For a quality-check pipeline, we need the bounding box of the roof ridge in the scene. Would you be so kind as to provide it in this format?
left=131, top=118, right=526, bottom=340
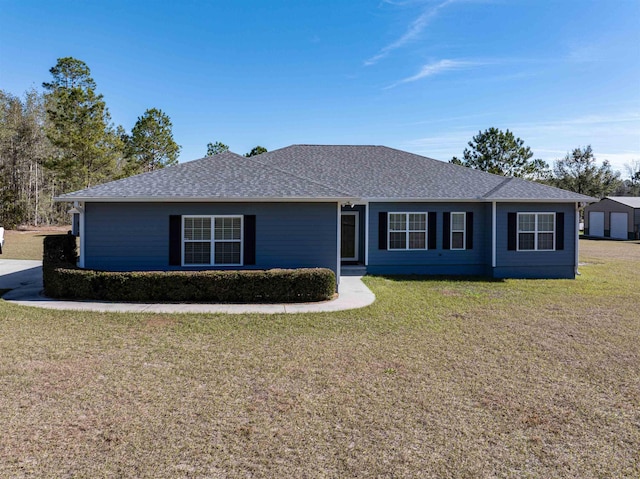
left=244, top=154, right=356, bottom=198
left=481, top=176, right=514, bottom=198
left=288, top=144, right=381, bottom=147
left=375, top=145, right=441, bottom=163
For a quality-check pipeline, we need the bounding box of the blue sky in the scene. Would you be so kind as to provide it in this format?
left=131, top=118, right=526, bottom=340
left=1, top=0, right=639, bottom=176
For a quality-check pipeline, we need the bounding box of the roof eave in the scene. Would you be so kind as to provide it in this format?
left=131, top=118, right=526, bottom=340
left=363, top=197, right=594, bottom=203
left=54, top=195, right=358, bottom=203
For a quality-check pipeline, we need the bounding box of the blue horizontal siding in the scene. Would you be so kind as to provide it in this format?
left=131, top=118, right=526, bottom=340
left=367, top=264, right=489, bottom=276
left=368, top=201, right=577, bottom=279
left=492, top=265, right=575, bottom=279
left=83, top=200, right=579, bottom=280
left=84, top=202, right=338, bottom=274
left=368, top=202, right=491, bottom=275
left=494, top=202, right=576, bottom=279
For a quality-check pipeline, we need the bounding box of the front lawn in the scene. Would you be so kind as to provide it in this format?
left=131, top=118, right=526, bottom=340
left=1, top=227, right=69, bottom=260
left=0, top=240, right=638, bottom=477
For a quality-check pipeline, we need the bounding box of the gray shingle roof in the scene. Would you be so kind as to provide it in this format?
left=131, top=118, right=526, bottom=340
left=57, top=145, right=595, bottom=203
left=256, top=145, right=595, bottom=202
left=57, top=151, right=355, bottom=201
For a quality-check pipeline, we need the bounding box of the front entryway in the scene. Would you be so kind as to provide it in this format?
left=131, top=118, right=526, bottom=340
left=341, top=211, right=359, bottom=261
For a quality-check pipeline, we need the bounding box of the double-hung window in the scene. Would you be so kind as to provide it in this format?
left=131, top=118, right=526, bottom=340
left=517, top=213, right=555, bottom=251
left=450, top=212, right=466, bottom=250
left=183, top=215, right=243, bottom=265
left=388, top=213, right=427, bottom=250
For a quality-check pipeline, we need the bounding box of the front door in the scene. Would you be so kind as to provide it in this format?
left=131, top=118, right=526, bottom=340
left=341, top=212, right=358, bottom=261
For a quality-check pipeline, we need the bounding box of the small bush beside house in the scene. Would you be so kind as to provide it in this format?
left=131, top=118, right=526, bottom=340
left=43, top=235, right=335, bottom=303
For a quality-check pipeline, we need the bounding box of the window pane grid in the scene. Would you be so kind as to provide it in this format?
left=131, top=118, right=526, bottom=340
left=408, top=232, right=425, bottom=249
left=451, top=213, right=465, bottom=231
left=518, top=214, right=535, bottom=232
left=517, top=213, right=555, bottom=251
left=184, top=242, right=211, bottom=265
left=214, top=242, right=240, bottom=265
left=409, top=213, right=425, bottom=231
left=389, top=232, right=406, bottom=249
left=388, top=213, right=427, bottom=250
left=538, top=214, right=554, bottom=232
left=184, top=216, right=242, bottom=265
left=389, top=214, right=406, bottom=231
left=214, top=217, right=241, bottom=240
left=184, top=217, right=211, bottom=241
left=450, top=212, right=466, bottom=250
left=452, top=231, right=464, bottom=249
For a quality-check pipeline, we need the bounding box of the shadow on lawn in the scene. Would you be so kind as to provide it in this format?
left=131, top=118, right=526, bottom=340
left=370, top=274, right=506, bottom=283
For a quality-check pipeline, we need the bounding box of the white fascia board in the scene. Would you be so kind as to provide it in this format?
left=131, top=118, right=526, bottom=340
left=364, top=197, right=587, bottom=203
left=486, top=198, right=595, bottom=203
left=53, top=196, right=359, bottom=203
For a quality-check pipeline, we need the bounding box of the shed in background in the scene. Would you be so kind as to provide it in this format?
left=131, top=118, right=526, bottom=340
left=584, top=197, right=640, bottom=240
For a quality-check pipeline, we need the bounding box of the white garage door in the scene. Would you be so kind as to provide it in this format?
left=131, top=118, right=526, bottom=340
left=610, top=212, right=628, bottom=240
left=589, top=211, right=604, bottom=237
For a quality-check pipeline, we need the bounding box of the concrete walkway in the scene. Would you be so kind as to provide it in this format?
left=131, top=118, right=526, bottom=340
left=0, top=260, right=375, bottom=314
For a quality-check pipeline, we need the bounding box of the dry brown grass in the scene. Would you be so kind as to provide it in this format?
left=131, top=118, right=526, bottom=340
left=1, top=227, right=69, bottom=260
left=0, top=239, right=638, bottom=478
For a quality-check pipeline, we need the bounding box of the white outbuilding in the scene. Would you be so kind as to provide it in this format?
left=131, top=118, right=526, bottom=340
left=584, top=196, right=640, bottom=240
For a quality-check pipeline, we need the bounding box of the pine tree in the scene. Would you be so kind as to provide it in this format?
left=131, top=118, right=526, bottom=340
left=551, top=146, right=621, bottom=198
left=206, top=141, right=229, bottom=156
left=450, top=127, right=549, bottom=179
left=43, top=57, right=120, bottom=191
left=124, top=108, right=181, bottom=174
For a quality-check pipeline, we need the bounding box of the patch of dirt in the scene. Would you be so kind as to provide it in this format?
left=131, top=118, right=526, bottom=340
left=144, top=316, right=179, bottom=329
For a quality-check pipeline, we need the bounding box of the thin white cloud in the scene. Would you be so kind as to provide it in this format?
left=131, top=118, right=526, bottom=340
left=403, top=113, right=640, bottom=173
left=365, top=0, right=455, bottom=66
left=385, top=59, right=485, bottom=88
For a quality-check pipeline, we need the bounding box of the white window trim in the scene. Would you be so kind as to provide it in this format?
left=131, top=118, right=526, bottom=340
left=388, top=212, right=428, bottom=250
left=516, top=212, right=556, bottom=252
left=182, top=215, right=244, bottom=266
left=450, top=212, right=466, bottom=251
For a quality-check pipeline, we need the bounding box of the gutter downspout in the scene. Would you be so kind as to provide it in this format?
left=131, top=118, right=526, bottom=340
left=336, top=202, right=341, bottom=291
left=364, top=201, right=369, bottom=266
left=75, top=201, right=85, bottom=268
left=491, top=201, right=497, bottom=272
left=575, top=202, right=580, bottom=276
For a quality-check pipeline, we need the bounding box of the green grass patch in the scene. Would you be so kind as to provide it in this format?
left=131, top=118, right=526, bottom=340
left=0, top=239, right=638, bottom=477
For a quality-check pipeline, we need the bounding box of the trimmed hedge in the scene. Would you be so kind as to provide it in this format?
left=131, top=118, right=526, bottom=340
left=42, top=234, right=78, bottom=292
left=43, top=235, right=336, bottom=303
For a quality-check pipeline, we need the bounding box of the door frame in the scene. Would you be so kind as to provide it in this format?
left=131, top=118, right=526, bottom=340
left=341, top=211, right=359, bottom=262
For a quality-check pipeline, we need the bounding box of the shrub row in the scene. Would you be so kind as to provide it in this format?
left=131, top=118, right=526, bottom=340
left=43, top=235, right=336, bottom=303
left=42, top=234, right=78, bottom=292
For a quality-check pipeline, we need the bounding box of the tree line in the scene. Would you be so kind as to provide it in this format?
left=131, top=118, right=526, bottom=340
left=0, top=57, right=266, bottom=227
left=2, top=58, right=637, bottom=228
left=450, top=127, right=640, bottom=198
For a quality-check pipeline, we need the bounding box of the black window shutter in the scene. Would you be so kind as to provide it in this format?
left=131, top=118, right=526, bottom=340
left=378, top=212, right=388, bottom=250
left=507, top=212, right=517, bottom=251
left=244, top=215, right=256, bottom=265
left=466, top=212, right=474, bottom=250
left=442, top=212, right=451, bottom=250
left=428, top=212, right=437, bottom=249
left=556, top=212, right=564, bottom=250
left=169, top=215, right=182, bottom=265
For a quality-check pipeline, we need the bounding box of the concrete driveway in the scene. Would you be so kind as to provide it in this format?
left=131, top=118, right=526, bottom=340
left=0, top=259, right=43, bottom=293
